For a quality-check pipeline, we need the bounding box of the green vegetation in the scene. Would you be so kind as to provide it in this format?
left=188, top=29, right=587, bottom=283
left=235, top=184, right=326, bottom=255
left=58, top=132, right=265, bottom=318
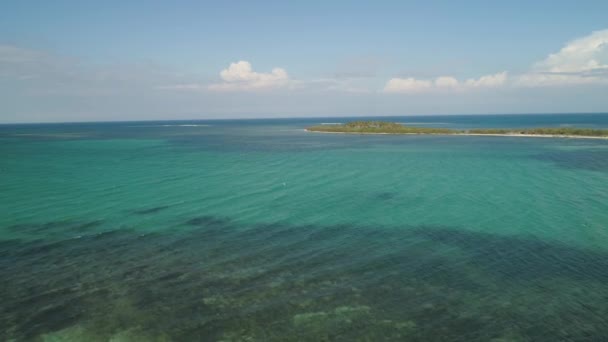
left=306, top=121, right=608, bottom=137
left=306, top=121, right=457, bottom=134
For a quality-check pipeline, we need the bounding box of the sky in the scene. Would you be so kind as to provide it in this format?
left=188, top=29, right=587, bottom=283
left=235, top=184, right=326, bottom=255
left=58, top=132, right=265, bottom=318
left=1, top=1, right=608, bottom=123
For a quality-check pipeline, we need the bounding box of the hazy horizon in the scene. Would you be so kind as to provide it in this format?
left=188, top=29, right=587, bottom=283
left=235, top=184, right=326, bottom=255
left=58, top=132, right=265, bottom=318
left=3, top=112, right=608, bottom=125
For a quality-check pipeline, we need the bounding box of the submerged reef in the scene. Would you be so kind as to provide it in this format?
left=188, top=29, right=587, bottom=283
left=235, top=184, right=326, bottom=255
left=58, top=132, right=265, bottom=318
left=131, top=206, right=170, bottom=215
left=3, top=217, right=608, bottom=341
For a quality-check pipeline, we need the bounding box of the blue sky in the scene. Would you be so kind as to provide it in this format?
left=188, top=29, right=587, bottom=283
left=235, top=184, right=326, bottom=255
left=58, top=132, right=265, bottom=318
left=1, top=0, right=608, bottom=123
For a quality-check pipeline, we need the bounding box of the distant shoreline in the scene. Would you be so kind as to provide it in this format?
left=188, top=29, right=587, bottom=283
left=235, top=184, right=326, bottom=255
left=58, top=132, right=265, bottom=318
left=305, top=129, right=608, bottom=139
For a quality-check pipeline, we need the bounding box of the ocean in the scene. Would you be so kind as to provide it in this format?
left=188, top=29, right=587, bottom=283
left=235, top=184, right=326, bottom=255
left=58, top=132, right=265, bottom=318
left=2, top=113, right=608, bottom=341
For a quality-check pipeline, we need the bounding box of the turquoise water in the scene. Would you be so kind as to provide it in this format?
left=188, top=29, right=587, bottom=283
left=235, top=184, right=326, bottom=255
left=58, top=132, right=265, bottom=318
left=2, top=114, right=608, bottom=341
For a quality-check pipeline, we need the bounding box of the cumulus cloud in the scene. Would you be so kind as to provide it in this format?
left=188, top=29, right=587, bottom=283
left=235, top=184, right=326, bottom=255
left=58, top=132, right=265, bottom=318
left=464, top=72, right=508, bottom=87
left=383, top=72, right=507, bottom=93
left=516, top=29, right=608, bottom=86
left=383, top=77, right=433, bottom=93
left=208, top=61, right=290, bottom=91
left=434, top=76, right=459, bottom=88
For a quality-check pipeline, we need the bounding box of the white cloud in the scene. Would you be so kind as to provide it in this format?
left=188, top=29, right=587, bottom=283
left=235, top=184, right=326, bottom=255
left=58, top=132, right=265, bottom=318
left=465, top=72, right=508, bottom=88
left=383, top=72, right=507, bottom=93
left=383, top=77, right=433, bottom=93
left=538, top=29, right=608, bottom=73
left=516, top=29, right=608, bottom=86
left=162, top=62, right=374, bottom=94
left=299, top=78, right=372, bottom=93
left=208, top=61, right=290, bottom=91
left=435, top=76, right=459, bottom=88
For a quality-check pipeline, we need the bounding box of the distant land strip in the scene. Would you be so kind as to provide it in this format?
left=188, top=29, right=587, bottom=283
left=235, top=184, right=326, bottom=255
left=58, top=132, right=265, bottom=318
left=306, top=121, right=608, bottom=139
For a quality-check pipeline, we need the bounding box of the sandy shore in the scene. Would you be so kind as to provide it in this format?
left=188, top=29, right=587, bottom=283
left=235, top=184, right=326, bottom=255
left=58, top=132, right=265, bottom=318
left=457, top=133, right=608, bottom=139
left=305, top=129, right=608, bottom=140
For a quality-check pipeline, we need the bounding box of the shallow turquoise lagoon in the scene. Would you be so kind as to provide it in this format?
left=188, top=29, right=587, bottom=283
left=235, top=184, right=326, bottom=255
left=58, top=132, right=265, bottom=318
left=2, top=114, right=608, bottom=341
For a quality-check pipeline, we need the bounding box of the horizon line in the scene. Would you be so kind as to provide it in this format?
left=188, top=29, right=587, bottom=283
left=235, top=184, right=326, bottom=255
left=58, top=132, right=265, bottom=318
left=2, top=111, right=608, bottom=126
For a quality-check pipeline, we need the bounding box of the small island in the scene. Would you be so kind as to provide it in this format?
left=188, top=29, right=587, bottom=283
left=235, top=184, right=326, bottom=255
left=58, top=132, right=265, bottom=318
left=306, top=121, right=608, bottom=139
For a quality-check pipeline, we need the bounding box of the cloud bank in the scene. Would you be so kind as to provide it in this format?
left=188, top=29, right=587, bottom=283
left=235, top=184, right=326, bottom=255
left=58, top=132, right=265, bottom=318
left=172, top=29, right=607, bottom=95
left=383, top=72, right=508, bottom=93
left=383, top=29, right=608, bottom=93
